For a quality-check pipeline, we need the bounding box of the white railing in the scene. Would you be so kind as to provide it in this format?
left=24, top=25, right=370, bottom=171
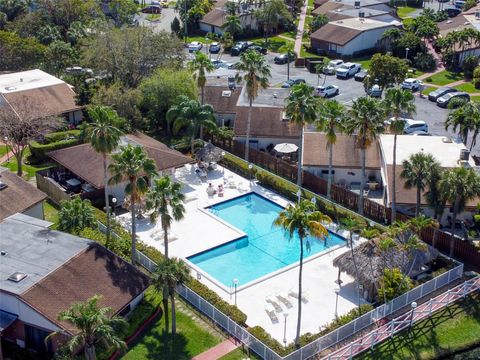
left=323, top=276, right=480, bottom=360
left=134, top=250, right=465, bottom=360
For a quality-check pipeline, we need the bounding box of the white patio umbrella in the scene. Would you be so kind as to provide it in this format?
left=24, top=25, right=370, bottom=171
left=274, top=143, right=298, bottom=154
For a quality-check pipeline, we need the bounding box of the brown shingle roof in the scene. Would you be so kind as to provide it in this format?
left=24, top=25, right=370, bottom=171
left=48, top=132, right=194, bottom=189
left=203, top=86, right=242, bottom=113
left=312, top=2, right=347, bottom=16
left=200, top=8, right=227, bottom=27
left=234, top=106, right=299, bottom=139
left=21, top=243, right=150, bottom=334
left=438, top=15, right=472, bottom=34
left=1, top=84, right=82, bottom=119
left=303, top=132, right=381, bottom=169
left=310, top=23, right=363, bottom=45
left=0, top=168, right=47, bottom=221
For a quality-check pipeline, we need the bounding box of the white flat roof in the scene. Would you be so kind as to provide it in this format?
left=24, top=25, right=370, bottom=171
left=0, top=69, right=64, bottom=94
left=379, top=135, right=475, bottom=168
left=333, top=17, right=399, bottom=30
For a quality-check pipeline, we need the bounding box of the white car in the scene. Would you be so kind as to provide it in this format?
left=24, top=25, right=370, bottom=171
left=401, top=78, right=423, bottom=91
left=384, top=117, right=428, bottom=134
left=188, top=41, right=203, bottom=52
left=324, top=59, right=344, bottom=75
left=315, top=84, right=339, bottom=98
left=336, top=63, right=362, bottom=78
left=211, top=59, right=235, bottom=69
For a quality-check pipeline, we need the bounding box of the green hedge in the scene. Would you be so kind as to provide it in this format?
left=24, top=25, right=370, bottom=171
left=29, top=130, right=82, bottom=161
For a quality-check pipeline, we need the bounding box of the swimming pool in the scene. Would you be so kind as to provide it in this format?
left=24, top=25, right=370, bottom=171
left=188, top=193, right=345, bottom=287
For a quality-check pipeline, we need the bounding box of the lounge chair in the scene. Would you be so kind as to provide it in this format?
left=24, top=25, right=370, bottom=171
left=288, top=288, right=309, bottom=303
left=276, top=293, right=293, bottom=308
left=265, top=304, right=279, bottom=323
left=184, top=192, right=199, bottom=203
left=266, top=295, right=283, bottom=312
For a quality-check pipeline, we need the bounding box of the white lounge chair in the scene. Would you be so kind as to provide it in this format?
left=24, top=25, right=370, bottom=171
left=266, top=295, right=283, bottom=312
left=288, top=288, right=309, bottom=303
left=276, top=292, right=293, bottom=308
left=265, top=304, right=279, bottom=323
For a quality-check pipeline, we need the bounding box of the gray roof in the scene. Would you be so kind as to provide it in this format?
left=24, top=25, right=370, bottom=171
left=237, top=87, right=291, bottom=108
left=0, top=213, right=92, bottom=295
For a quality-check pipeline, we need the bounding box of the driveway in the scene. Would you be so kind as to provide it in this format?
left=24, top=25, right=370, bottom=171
left=135, top=7, right=177, bottom=33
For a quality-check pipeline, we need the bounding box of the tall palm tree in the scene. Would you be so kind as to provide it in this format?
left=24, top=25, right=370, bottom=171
left=50, top=295, right=127, bottom=360
left=222, top=15, right=243, bottom=38
left=188, top=52, right=215, bottom=105
left=146, top=176, right=185, bottom=259
left=438, top=167, right=480, bottom=256
left=285, top=83, right=320, bottom=186
left=316, top=100, right=346, bottom=198
left=383, top=88, right=416, bottom=222
left=445, top=102, right=480, bottom=146
left=167, top=95, right=217, bottom=154
left=273, top=200, right=330, bottom=347
left=424, top=163, right=444, bottom=221
left=108, top=145, right=157, bottom=262
left=346, top=97, right=386, bottom=215
left=153, top=257, right=190, bottom=336
left=88, top=106, right=123, bottom=249
left=235, top=50, right=271, bottom=161
left=400, top=152, right=439, bottom=217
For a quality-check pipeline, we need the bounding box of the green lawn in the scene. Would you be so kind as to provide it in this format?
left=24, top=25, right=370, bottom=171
left=300, top=44, right=322, bottom=58
left=2, top=148, right=55, bottom=180
left=44, top=201, right=59, bottom=223
left=252, top=36, right=294, bottom=53
left=455, top=82, right=479, bottom=94
left=308, top=0, right=314, bottom=7
left=219, top=348, right=261, bottom=360
left=121, top=296, right=222, bottom=360
left=185, top=36, right=212, bottom=44
left=355, top=293, right=480, bottom=360
left=425, top=70, right=465, bottom=86
left=421, top=86, right=437, bottom=95
left=0, top=145, right=7, bottom=158
left=397, top=6, right=417, bottom=19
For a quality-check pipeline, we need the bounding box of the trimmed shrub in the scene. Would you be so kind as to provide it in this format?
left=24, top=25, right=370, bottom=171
left=462, top=55, right=479, bottom=79
left=29, top=130, right=81, bottom=161
left=473, top=66, right=480, bottom=88
left=414, top=52, right=436, bottom=72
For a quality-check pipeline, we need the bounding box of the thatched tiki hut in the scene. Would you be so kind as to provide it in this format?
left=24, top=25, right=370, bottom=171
left=332, top=237, right=438, bottom=302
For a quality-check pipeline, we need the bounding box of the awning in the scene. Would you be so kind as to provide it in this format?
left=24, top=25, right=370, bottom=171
left=0, top=310, right=18, bottom=332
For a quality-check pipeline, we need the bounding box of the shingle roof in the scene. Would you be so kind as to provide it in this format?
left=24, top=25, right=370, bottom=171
left=0, top=167, right=47, bottom=221
left=312, top=2, right=346, bottom=16
left=234, top=106, right=299, bottom=139
left=310, top=22, right=363, bottom=45
left=303, top=132, right=381, bottom=169
left=203, top=86, right=242, bottom=113
left=200, top=8, right=227, bottom=27
left=48, top=132, right=194, bottom=189
left=21, top=243, right=150, bottom=334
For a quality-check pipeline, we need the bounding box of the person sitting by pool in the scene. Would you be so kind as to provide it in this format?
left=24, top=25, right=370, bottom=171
left=217, top=184, right=224, bottom=197
left=306, top=239, right=311, bottom=254
left=206, top=183, right=216, bottom=196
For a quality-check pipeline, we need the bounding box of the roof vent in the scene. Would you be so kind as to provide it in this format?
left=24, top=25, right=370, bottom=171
left=0, top=180, right=7, bottom=191
left=20, top=78, right=23, bottom=82
left=442, top=137, right=453, bottom=143
left=476, top=11, right=480, bottom=18
left=221, top=90, right=232, bottom=97
left=446, top=20, right=452, bottom=23
left=464, top=21, right=470, bottom=25
left=1, top=250, right=7, bottom=256
left=282, top=111, right=290, bottom=121
left=8, top=272, right=27, bottom=283
left=4, top=86, right=16, bottom=91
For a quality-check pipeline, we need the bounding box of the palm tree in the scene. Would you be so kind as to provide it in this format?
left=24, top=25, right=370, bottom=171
left=273, top=200, right=330, bottom=347
left=153, top=257, right=190, bottom=336
left=51, top=295, right=127, bottom=360
left=188, top=52, right=215, bottom=105
left=285, top=83, right=320, bottom=186
left=146, top=176, right=185, bottom=259
left=108, top=145, right=157, bottom=262
left=88, top=106, right=123, bottom=249
left=167, top=95, right=217, bottom=154
left=424, top=163, right=444, bottom=221
left=438, top=167, right=480, bottom=256
left=316, top=100, right=346, bottom=198
left=235, top=50, right=271, bottom=161
left=58, top=197, right=96, bottom=233
left=400, top=152, right=439, bottom=217
left=445, top=102, right=480, bottom=146
left=384, top=88, right=416, bottom=222
left=346, top=97, right=386, bottom=215
left=223, top=15, right=242, bottom=38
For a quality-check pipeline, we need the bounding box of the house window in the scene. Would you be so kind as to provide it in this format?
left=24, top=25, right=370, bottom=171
left=321, top=170, right=335, bottom=175
left=118, top=304, right=131, bottom=317
left=24, top=324, right=53, bottom=355
left=329, top=43, right=337, bottom=52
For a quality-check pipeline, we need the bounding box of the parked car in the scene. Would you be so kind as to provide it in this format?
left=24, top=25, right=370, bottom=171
left=160, top=0, right=169, bottom=7
left=211, top=59, right=235, bottom=69
left=209, top=42, right=221, bottom=54
left=336, top=63, right=362, bottom=79
left=444, top=6, right=461, bottom=17
left=274, top=53, right=295, bottom=64
left=324, top=59, right=344, bottom=75
left=188, top=41, right=203, bottom=52
left=281, top=78, right=306, bottom=88
left=141, top=5, right=161, bottom=13
left=404, top=119, right=429, bottom=134
left=410, top=130, right=432, bottom=136
left=454, top=0, right=465, bottom=9
left=428, top=87, right=457, bottom=102
left=355, top=70, right=368, bottom=82
left=401, top=78, right=423, bottom=91
left=368, top=84, right=382, bottom=98
left=230, top=41, right=251, bottom=56
left=436, top=92, right=470, bottom=108
left=247, top=44, right=267, bottom=55
left=315, top=84, right=339, bottom=98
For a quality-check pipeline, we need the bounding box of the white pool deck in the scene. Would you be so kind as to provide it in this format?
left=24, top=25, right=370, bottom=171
left=118, top=164, right=367, bottom=344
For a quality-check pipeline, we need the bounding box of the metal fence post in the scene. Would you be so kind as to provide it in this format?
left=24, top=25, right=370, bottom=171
left=429, top=298, right=433, bottom=315
left=390, top=320, right=395, bottom=338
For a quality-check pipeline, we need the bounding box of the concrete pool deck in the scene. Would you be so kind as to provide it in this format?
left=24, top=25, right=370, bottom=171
left=118, top=164, right=368, bottom=344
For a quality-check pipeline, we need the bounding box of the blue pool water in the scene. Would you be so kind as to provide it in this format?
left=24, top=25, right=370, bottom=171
left=188, top=193, right=345, bottom=287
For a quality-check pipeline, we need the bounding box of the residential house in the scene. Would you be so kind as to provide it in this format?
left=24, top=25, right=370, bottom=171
left=0, top=167, right=47, bottom=221
left=310, top=17, right=399, bottom=57
left=0, top=213, right=150, bottom=357
left=313, top=0, right=391, bottom=12
left=203, top=84, right=242, bottom=127
left=0, top=69, right=83, bottom=125
left=312, top=0, right=398, bottom=23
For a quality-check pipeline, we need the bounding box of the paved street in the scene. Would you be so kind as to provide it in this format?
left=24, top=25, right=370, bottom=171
left=135, top=7, right=177, bottom=33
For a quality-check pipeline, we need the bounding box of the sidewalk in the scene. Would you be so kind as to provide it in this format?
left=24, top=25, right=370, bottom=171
left=191, top=338, right=239, bottom=360
left=294, top=0, right=308, bottom=55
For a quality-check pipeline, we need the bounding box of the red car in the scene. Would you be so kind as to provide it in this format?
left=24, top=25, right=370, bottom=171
left=141, top=5, right=161, bottom=13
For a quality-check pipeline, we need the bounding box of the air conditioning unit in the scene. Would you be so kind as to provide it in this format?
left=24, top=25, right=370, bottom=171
left=221, top=90, right=232, bottom=97
left=460, top=149, right=470, bottom=161
left=359, top=11, right=365, bottom=18
left=354, top=1, right=360, bottom=8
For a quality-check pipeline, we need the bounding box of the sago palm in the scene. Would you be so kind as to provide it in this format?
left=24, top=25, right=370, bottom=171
left=316, top=100, right=346, bottom=198
left=88, top=105, right=123, bottom=249
left=188, top=51, right=215, bottom=105
left=235, top=50, right=271, bottom=161
left=383, top=88, right=416, bottom=222
left=273, top=200, right=330, bottom=347
left=108, top=145, right=157, bottom=263
left=285, top=82, right=320, bottom=186
left=346, top=97, right=386, bottom=215
left=167, top=95, right=216, bottom=155
left=58, top=197, right=96, bottom=233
